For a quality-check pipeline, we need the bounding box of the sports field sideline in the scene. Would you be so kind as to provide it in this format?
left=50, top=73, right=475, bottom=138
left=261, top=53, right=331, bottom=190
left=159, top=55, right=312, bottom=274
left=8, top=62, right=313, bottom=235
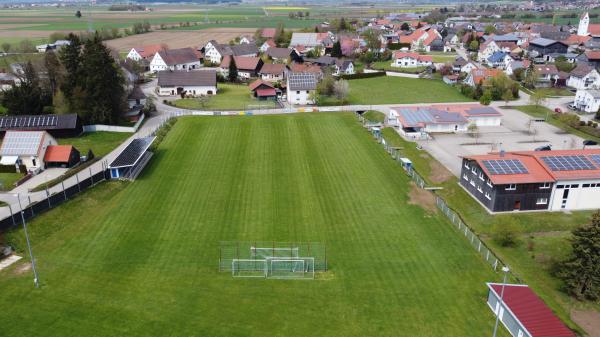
left=0, top=113, right=506, bottom=336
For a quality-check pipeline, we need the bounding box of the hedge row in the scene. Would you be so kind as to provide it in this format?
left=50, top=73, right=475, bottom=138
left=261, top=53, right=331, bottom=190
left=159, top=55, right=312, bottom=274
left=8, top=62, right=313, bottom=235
left=340, top=72, right=386, bottom=80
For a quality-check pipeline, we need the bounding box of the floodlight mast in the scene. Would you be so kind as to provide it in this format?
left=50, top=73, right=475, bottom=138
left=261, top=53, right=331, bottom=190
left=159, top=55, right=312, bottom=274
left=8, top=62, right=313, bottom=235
left=15, top=193, right=40, bottom=288
left=492, top=266, right=510, bottom=337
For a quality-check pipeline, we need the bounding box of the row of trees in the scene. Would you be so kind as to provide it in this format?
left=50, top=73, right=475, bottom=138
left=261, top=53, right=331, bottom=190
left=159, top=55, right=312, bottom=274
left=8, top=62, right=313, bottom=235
left=1, top=33, right=126, bottom=124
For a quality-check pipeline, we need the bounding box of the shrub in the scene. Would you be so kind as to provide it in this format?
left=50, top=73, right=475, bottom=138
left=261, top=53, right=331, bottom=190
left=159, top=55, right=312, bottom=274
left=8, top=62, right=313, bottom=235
left=492, top=222, right=521, bottom=247
left=340, top=72, right=385, bottom=80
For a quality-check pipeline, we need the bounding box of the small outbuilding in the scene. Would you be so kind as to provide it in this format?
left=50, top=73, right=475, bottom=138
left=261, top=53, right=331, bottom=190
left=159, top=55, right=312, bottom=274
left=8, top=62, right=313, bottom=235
left=108, top=137, right=156, bottom=180
left=486, top=283, right=576, bottom=337
left=0, top=114, right=83, bottom=138
left=249, top=79, right=279, bottom=100
left=44, top=145, right=80, bottom=168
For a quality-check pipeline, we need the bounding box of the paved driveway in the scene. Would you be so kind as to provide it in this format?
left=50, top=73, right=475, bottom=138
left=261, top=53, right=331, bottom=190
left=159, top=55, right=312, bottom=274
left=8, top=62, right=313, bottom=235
left=417, top=105, right=598, bottom=176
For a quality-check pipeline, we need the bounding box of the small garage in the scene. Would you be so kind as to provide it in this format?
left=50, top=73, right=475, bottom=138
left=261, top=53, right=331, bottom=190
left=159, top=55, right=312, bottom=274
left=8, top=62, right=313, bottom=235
left=44, top=145, right=80, bottom=168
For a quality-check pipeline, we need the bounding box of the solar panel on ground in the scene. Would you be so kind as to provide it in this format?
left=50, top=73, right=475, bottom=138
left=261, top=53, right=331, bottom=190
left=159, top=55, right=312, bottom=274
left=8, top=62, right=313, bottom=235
left=482, top=159, right=528, bottom=175
left=109, top=137, right=155, bottom=168
left=540, top=155, right=596, bottom=171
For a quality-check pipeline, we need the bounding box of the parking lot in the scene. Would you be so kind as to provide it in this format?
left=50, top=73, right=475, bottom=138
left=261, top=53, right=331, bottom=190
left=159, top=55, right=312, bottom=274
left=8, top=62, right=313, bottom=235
left=416, top=105, right=599, bottom=176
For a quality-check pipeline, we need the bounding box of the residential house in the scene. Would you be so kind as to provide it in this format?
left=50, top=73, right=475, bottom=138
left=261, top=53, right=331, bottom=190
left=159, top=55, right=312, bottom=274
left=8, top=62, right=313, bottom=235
left=574, top=89, right=600, bottom=113
left=391, top=52, right=432, bottom=68
left=249, top=79, right=279, bottom=100
left=203, top=41, right=259, bottom=64
left=289, top=63, right=323, bottom=79
left=267, top=47, right=301, bottom=63
left=259, top=39, right=276, bottom=53
left=486, top=51, right=512, bottom=69
left=156, top=70, right=217, bottom=97
left=410, top=29, right=443, bottom=52
left=258, top=63, right=287, bottom=82
left=461, top=149, right=600, bottom=212
left=286, top=72, right=318, bottom=105
left=219, top=56, right=263, bottom=80
left=149, top=48, right=201, bottom=72
left=532, top=64, right=560, bottom=87
left=261, top=28, right=276, bottom=39
left=478, top=40, right=501, bottom=61
left=127, top=44, right=165, bottom=62
left=0, top=71, right=19, bottom=91
left=334, top=60, right=355, bottom=76
left=452, top=57, right=468, bottom=73
left=567, top=64, right=600, bottom=90
left=578, top=50, right=600, bottom=68
left=465, top=68, right=502, bottom=87
left=528, top=38, right=568, bottom=57
left=0, top=130, right=57, bottom=172
left=289, top=33, right=324, bottom=53
left=460, top=61, right=479, bottom=74
left=239, top=36, right=254, bottom=45
left=504, top=59, right=530, bottom=77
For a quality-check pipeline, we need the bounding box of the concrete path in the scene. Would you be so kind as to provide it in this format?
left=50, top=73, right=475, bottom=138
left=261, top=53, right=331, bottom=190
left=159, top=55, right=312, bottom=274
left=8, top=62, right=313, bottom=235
left=0, top=255, right=21, bottom=271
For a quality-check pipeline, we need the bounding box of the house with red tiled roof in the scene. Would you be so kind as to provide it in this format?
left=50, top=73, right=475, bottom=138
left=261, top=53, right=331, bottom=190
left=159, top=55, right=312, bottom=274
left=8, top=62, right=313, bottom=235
left=248, top=79, right=279, bottom=100
left=261, top=28, right=276, bottom=39
left=219, top=56, right=263, bottom=80
left=391, top=52, right=432, bottom=68
left=462, top=149, right=600, bottom=212
left=259, top=39, right=276, bottom=53
left=486, top=283, right=576, bottom=337
left=465, top=68, right=502, bottom=87
left=126, top=44, right=167, bottom=62
left=149, top=48, right=201, bottom=72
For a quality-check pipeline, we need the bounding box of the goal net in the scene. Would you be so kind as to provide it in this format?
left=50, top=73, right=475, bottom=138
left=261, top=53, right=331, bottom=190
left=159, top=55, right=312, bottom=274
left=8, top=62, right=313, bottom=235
left=231, top=259, right=267, bottom=278
left=268, top=257, right=314, bottom=279
left=251, top=246, right=299, bottom=259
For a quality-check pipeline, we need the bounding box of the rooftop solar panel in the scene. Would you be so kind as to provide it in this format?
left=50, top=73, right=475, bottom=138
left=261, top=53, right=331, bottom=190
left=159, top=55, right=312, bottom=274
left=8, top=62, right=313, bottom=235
left=589, top=154, right=600, bottom=166
left=0, top=131, right=45, bottom=156
left=482, top=159, right=528, bottom=175
left=540, top=155, right=596, bottom=171
left=109, top=137, right=156, bottom=169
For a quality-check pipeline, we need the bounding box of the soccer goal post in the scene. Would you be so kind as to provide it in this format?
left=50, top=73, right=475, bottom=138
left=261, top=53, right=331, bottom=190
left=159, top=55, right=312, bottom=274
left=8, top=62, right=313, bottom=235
left=231, top=259, right=267, bottom=278
left=250, top=246, right=299, bottom=259
left=268, top=257, right=315, bottom=279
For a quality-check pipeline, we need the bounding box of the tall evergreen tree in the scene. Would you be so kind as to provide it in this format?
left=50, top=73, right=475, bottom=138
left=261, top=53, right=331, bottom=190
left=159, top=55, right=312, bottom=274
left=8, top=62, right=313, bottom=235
left=331, top=40, right=342, bottom=57
left=228, top=56, right=238, bottom=82
left=59, top=33, right=82, bottom=100
left=558, top=211, right=600, bottom=301
left=79, top=33, right=125, bottom=124
left=274, top=22, right=285, bottom=46
left=44, top=50, right=62, bottom=95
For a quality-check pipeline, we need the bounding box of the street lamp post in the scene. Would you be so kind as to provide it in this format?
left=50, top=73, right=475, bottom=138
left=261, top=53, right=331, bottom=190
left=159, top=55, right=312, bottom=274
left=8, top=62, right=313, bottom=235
left=16, top=193, right=39, bottom=288
left=492, top=266, right=510, bottom=337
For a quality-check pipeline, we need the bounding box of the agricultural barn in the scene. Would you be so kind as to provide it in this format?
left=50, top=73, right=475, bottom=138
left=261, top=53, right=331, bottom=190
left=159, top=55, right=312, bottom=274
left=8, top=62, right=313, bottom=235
left=0, top=131, right=57, bottom=172
left=388, top=104, right=502, bottom=138
left=44, top=145, right=80, bottom=168
left=486, top=283, right=575, bottom=337
left=157, top=70, right=217, bottom=97
left=108, top=137, right=156, bottom=180
left=0, top=114, right=83, bottom=138
left=461, top=149, right=600, bottom=212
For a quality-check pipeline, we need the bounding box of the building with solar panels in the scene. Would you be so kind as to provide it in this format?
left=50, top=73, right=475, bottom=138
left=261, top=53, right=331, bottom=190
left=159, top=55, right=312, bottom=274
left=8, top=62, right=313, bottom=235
left=108, top=137, right=156, bottom=180
left=0, top=131, right=57, bottom=172
left=461, top=149, right=600, bottom=212
left=0, top=114, right=83, bottom=138
left=286, top=72, right=318, bottom=105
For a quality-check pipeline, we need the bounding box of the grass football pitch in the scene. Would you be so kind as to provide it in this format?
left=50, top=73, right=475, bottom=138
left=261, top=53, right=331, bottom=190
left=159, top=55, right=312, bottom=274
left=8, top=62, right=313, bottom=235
left=0, top=113, right=504, bottom=336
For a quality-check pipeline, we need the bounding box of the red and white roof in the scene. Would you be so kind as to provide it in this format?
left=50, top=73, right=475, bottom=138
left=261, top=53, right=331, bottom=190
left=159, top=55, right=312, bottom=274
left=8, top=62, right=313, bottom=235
left=487, top=283, right=576, bottom=337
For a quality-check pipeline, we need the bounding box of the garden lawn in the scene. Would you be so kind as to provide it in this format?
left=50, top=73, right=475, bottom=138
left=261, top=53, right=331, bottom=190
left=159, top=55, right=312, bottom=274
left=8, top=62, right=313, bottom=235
left=0, top=113, right=505, bottom=337
left=0, top=172, right=23, bottom=191
left=58, top=131, right=131, bottom=158
left=347, top=76, right=472, bottom=105
left=381, top=127, right=596, bottom=334
left=362, top=110, right=385, bottom=123
left=172, top=83, right=278, bottom=110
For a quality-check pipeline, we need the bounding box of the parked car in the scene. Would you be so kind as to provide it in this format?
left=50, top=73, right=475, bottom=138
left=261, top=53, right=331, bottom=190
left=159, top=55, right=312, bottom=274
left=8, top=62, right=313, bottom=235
left=554, top=107, right=562, bottom=113
left=567, top=102, right=576, bottom=110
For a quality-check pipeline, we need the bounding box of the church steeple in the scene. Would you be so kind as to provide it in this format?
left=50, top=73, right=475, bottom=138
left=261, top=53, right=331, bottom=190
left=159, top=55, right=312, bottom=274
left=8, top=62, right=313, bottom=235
left=578, top=12, right=590, bottom=36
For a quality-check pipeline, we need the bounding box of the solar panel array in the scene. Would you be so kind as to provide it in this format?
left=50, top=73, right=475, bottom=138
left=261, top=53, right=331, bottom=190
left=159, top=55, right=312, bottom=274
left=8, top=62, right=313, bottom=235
left=287, top=73, right=317, bottom=90
left=0, top=115, right=57, bottom=129
left=482, top=159, right=528, bottom=175
left=540, top=155, right=596, bottom=171
left=0, top=131, right=44, bottom=156
left=589, top=154, right=600, bottom=166
left=109, top=137, right=155, bottom=168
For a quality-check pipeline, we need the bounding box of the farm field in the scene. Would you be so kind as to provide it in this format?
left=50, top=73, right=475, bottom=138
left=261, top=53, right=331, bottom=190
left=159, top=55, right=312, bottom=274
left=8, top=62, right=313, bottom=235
left=346, top=76, right=473, bottom=105
left=172, top=83, right=278, bottom=110
left=380, top=128, right=597, bottom=334
left=104, top=28, right=255, bottom=51
left=0, top=113, right=506, bottom=337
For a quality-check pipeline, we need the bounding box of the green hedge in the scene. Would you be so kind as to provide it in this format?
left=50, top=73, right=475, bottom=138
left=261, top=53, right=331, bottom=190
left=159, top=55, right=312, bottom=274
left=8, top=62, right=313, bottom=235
left=340, top=72, right=385, bottom=80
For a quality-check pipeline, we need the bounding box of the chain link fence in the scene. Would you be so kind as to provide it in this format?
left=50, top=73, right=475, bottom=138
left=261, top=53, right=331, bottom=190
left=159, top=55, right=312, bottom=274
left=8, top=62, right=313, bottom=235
left=358, top=113, right=517, bottom=280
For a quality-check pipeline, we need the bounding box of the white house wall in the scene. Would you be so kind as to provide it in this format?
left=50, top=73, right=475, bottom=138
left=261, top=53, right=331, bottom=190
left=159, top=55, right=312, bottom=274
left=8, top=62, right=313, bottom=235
left=550, top=180, right=600, bottom=211
left=157, top=85, right=217, bottom=96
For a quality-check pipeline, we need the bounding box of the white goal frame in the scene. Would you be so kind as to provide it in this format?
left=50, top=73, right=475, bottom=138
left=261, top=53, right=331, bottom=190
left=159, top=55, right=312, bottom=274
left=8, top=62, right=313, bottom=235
left=231, top=259, right=267, bottom=278
left=268, top=257, right=315, bottom=279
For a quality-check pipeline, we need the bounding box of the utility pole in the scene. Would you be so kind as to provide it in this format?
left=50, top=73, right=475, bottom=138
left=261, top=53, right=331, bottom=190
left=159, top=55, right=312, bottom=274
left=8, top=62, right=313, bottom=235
left=492, top=266, right=510, bottom=337
left=16, top=193, right=39, bottom=288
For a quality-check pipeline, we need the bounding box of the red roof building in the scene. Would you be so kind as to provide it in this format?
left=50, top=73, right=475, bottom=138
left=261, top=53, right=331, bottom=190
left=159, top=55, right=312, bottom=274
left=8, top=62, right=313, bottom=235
left=487, top=283, right=576, bottom=337
left=248, top=79, right=278, bottom=99
left=44, top=145, right=80, bottom=168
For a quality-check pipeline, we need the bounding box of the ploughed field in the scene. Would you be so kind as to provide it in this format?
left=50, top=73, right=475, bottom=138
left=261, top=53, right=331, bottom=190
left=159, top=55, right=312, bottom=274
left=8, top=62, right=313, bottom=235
left=0, top=113, right=504, bottom=337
